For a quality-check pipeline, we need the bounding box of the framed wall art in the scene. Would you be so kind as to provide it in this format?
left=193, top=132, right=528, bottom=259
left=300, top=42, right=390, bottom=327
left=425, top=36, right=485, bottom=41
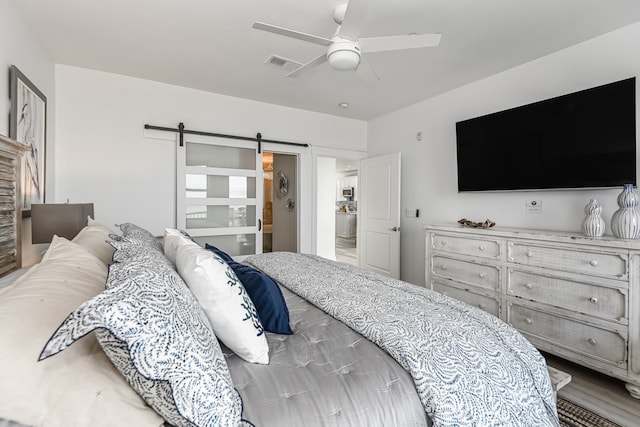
left=9, top=65, right=47, bottom=213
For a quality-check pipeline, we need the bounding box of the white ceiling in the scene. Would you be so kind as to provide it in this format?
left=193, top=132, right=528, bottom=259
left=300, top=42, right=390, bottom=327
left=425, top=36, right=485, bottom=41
left=10, top=0, right=640, bottom=121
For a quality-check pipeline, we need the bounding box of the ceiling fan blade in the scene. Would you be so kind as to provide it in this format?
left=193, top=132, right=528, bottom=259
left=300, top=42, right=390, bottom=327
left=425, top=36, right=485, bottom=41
left=355, top=58, right=379, bottom=83
left=286, top=53, right=328, bottom=78
left=252, top=22, right=333, bottom=46
left=360, top=33, right=441, bottom=53
left=338, top=0, right=368, bottom=41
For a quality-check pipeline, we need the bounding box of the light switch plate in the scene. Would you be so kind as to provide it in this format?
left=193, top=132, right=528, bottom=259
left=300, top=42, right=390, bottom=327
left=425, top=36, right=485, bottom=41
left=526, top=199, right=542, bottom=214
left=405, top=209, right=417, bottom=218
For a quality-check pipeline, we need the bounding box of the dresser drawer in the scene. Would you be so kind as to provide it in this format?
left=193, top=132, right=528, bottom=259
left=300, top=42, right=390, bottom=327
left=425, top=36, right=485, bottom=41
left=508, top=304, right=627, bottom=367
left=431, top=233, right=502, bottom=259
left=508, top=270, right=627, bottom=323
left=432, top=281, right=500, bottom=317
left=431, top=255, right=500, bottom=291
left=508, top=243, right=628, bottom=279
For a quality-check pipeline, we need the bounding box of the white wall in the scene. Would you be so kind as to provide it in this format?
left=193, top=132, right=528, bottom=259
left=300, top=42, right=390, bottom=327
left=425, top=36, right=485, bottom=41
left=0, top=1, right=55, bottom=146
left=368, top=22, right=640, bottom=286
left=271, top=153, right=297, bottom=252
left=54, top=65, right=367, bottom=254
left=0, top=0, right=56, bottom=265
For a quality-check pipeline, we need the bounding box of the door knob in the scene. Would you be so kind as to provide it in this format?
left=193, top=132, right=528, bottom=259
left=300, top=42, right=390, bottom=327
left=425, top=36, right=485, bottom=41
left=389, top=227, right=400, bottom=232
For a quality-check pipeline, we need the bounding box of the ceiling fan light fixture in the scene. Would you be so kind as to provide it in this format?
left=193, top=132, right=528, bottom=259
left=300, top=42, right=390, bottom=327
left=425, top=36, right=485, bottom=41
left=327, top=40, right=361, bottom=70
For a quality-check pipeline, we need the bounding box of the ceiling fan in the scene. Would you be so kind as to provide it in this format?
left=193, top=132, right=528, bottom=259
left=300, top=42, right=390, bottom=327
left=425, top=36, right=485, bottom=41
left=252, top=0, right=441, bottom=82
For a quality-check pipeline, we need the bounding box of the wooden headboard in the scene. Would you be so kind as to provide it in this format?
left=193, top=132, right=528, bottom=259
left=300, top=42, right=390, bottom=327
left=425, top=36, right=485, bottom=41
left=0, top=134, right=27, bottom=276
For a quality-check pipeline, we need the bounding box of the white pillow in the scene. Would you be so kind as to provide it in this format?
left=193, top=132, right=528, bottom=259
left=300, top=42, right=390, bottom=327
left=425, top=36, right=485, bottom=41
left=163, top=230, right=197, bottom=265
left=0, top=236, right=163, bottom=427
left=72, top=217, right=117, bottom=265
left=176, top=243, right=269, bottom=364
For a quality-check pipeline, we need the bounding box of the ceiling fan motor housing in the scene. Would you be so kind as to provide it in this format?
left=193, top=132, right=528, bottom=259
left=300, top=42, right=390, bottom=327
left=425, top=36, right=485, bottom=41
left=327, top=39, right=361, bottom=70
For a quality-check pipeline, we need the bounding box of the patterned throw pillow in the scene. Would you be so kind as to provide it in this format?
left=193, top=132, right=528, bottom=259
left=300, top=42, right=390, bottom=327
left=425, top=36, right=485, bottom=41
left=118, top=222, right=163, bottom=252
left=205, top=244, right=292, bottom=335
left=40, top=242, right=243, bottom=427
left=0, top=236, right=164, bottom=427
left=176, top=243, right=269, bottom=364
left=108, top=237, right=173, bottom=267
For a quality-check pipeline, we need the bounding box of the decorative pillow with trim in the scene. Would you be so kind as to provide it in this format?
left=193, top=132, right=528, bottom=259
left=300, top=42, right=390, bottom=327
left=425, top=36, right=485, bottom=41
left=205, top=244, right=292, bottom=335
left=118, top=222, right=163, bottom=252
left=163, top=230, right=198, bottom=266
left=108, top=237, right=174, bottom=268
left=176, top=243, right=269, bottom=364
left=0, top=236, right=164, bottom=427
left=40, top=243, right=244, bottom=427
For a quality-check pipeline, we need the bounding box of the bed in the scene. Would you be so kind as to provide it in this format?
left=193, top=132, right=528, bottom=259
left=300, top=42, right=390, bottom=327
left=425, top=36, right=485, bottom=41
left=0, top=138, right=559, bottom=427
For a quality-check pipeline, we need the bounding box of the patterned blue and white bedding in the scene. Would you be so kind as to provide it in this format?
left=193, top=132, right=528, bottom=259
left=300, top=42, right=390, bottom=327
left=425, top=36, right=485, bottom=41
left=245, top=252, right=560, bottom=427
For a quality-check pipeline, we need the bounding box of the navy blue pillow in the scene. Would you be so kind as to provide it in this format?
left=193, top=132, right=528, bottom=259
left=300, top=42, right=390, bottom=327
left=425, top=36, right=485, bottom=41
left=205, top=244, right=293, bottom=335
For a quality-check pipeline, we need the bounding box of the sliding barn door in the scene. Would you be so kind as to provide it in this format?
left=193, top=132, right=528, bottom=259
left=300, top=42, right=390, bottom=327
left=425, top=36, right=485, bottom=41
left=177, top=136, right=263, bottom=259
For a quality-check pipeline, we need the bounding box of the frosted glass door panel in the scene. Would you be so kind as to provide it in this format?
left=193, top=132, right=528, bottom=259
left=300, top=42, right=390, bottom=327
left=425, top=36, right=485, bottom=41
left=186, top=174, right=256, bottom=199
left=185, top=205, right=256, bottom=229
left=186, top=143, right=256, bottom=169
left=178, top=139, right=263, bottom=258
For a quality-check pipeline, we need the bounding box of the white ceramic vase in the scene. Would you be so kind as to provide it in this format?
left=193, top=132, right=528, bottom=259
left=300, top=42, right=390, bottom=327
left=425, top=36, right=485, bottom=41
left=582, top=199, right=605, bottom=237
left=611, top=184, right=640, bottom=239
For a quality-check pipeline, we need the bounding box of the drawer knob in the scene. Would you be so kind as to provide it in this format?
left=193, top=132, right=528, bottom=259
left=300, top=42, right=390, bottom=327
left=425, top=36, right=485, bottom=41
left=478, top=245, right=485, bottom=251
left=440, top=240, right=447, bottom=246
left=478, top=303, right=484, bottom=309
left=589, top=260, right=598, bottom=267
left=479, top=273, right=485, bottom=279
left=526, top=251, right=533, bottom=257
left=525, top=318, right=532, bottom=324
left=439, top=265, right=447, bottom=270
left=588, top=338, right=597, bottom=346
left=589, top=297, right=598, bottom=304
left=525, top=283, right=533, bottom=290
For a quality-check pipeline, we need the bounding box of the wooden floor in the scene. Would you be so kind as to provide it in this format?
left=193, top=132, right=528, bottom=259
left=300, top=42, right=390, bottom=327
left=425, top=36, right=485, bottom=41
left=335, top=236, right=357, bottom=266
left=543, top=352, right=640, bottom=427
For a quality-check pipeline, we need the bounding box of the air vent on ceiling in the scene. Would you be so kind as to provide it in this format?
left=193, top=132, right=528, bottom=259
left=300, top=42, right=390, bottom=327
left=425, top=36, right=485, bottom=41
left=265, top=55, right=303, bottom=73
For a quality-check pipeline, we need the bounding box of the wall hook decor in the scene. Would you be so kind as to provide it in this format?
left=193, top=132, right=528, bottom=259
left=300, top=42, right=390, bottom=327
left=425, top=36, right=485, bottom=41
left=277, top=171, right=289, bottom=198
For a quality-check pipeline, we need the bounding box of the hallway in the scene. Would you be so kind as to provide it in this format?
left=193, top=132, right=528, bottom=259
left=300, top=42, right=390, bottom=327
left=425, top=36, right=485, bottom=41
left=335, top=236, right=357, bottom=266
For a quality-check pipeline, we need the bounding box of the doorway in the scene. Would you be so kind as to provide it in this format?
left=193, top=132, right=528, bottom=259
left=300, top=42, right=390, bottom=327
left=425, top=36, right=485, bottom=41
left=335, top=158, right=358, bottom=266
left=263, top=152, right=298, bottom=253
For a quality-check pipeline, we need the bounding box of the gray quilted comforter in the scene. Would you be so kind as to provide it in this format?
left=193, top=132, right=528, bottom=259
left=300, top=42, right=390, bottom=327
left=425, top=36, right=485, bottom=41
left=245, top=252, right=560, bottom=427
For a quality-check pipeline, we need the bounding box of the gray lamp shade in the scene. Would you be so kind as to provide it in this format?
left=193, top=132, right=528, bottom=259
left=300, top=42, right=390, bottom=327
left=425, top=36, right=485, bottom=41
left=31, top=203, right=94, bottom=244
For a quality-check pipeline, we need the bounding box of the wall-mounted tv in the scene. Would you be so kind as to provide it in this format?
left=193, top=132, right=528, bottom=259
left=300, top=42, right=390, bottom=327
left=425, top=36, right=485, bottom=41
left=456, top=77, right=636, bottom=192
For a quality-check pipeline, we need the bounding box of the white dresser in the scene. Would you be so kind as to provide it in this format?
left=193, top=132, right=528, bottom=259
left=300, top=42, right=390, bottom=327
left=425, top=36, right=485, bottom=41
left=425, top=224, right=640, bottom=398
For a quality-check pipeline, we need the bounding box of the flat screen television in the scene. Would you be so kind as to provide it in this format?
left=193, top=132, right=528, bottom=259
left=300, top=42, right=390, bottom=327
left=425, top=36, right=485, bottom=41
left=456, top=77, right=636, bottom=192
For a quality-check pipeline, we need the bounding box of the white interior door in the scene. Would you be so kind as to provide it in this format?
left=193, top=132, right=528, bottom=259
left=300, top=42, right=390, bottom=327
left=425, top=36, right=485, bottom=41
left=358, top=152, right=401, bottom=278
left=177, top=136, right=263, bottom=259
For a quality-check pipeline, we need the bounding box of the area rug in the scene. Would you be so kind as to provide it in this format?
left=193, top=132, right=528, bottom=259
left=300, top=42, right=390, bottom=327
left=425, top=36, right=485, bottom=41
left=558, top=397, right=623, bottom=427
